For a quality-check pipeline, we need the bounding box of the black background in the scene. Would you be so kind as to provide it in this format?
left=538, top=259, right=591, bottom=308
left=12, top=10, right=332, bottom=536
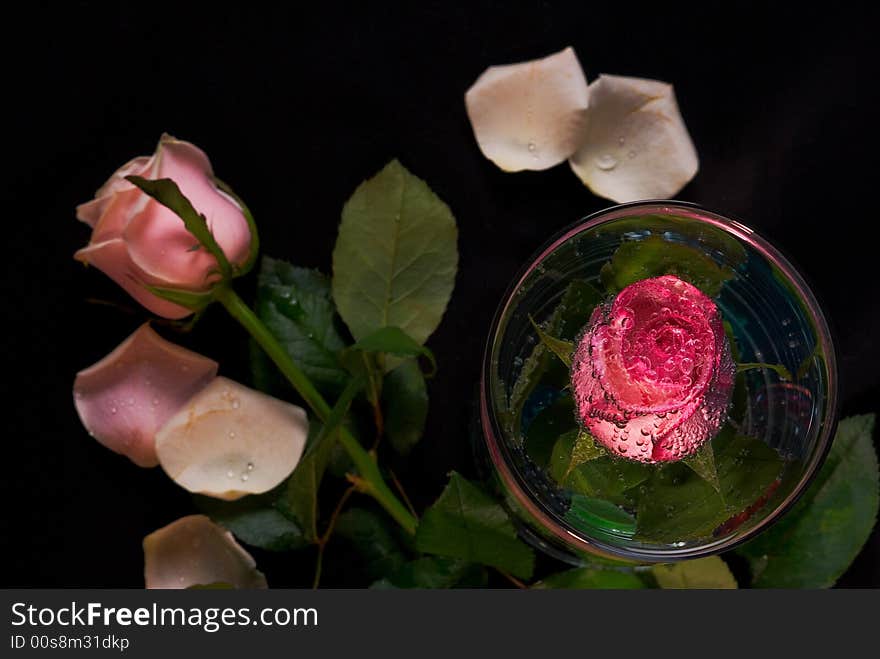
left=2, top=2, right=878, bottom=587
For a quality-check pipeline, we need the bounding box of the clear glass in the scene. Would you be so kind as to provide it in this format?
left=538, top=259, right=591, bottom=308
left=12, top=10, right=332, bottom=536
left=478, top=201, right=837, bottom=563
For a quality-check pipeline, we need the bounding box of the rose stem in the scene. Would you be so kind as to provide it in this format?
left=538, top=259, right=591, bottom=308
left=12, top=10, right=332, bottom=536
left=215, top=285, right=418, bottom=535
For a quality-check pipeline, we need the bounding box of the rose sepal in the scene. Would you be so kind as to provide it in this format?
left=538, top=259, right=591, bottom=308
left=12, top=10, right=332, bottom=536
left=143, top=284, right=217, bottom=312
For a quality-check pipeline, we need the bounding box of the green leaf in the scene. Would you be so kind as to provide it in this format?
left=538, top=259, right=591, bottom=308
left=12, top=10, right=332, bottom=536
left=524, top=396, right=577, bottom=468
left=338, top=348, right=384, bottom=410
left=416, top=472, right=536, bottom=579
left=252, top=257, right=348, bottom=396
left=534, top=567, right=647, bottom=589
left=195, top=494, right=308, bottom=552
left=507, top=281, right=602, bottom=434
left=737, top=362, right=792, bottom=382
left=334, top=507, right=408, bottom=581
left=601, top=235, right=734, bottom=297
left=652, top=557, right=737, bottom=589
left=560, top=452, right=652, bottom=508
left=383, top=359, right=428, bottom=455
left=332, top=159, right=458, bottom=345
left=126, top=176, right=232, bottom=278
left=276, top=375, right=364, bottom=541
left=636, top=431, right=784, bottom=542
left=735, top=414, right=879, bottom=588
left=528, top=315, right=574, bottom=367
left=349, top=326, right=437, bottom=376
left=683, top=442, right=721, bottom=493
left=371, top=557, right=488, bottom=589
left=549, top=429, right=606, bottom=483
left=596, top=214, right=748, bottom=268
left=564, top=494, right=638, bottom=536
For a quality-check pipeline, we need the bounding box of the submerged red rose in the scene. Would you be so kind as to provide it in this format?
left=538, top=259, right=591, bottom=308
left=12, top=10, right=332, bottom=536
left=571, top=275, right=735, bottom=463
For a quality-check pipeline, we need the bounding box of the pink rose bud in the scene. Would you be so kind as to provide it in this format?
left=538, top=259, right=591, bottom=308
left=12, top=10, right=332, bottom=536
left=74, top=134, right=252, bottom=318
left=73, top=324, right=218, bottom=467
left=571, top=275, right=735, bottom=463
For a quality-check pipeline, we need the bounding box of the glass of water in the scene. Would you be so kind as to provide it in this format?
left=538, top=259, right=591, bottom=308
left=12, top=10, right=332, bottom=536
left=477, top=201, right=837, bottom=564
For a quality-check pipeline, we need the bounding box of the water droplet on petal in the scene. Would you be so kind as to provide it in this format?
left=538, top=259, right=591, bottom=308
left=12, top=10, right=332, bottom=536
left=596, top=154, right=618, bottom=171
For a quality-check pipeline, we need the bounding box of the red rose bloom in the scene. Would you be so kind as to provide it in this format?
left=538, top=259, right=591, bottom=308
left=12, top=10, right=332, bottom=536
left=571, top=275, right=735, bottom=463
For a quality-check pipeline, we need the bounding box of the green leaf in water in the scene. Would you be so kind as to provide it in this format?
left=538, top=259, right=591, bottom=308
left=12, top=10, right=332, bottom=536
left=415, top=472, right=536, bottom=579
left=737, top=362, right=792, bottom=382
left=564, top=494, right=637, bottom=536
left=506, top=281, right=602, bottom=434
left=383, top=359, right=428, bottom=455
left=549, top=429, right=605, bottom=483
left=652, top=556, right=737, bottom=589
left=528, top=315, right=574, bottom=367
left=683, top=442, right=721, bottom=493
left=524, top=396, right=577, bottom=468
left=735, top=414, right=878, bottom=588
left=601, top=235, right=734, bottom=297
left=595, top=214, right=748, bottom=268
left=636, top=430, right=784, bottom=542
left=563, top=454, right=653, bottom=508
left=331, top=159, right=458, bottom=345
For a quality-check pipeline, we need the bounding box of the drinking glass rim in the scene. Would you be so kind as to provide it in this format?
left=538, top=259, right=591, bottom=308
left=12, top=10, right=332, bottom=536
left=479, top=199, right=839, bottom=562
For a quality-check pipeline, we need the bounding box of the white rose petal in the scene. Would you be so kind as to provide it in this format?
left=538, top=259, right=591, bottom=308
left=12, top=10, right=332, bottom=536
left=155, top=377, right=308, bottom=500
left=569, top=74, right=699, bottom=202
left=465, top=47, right=590, bottom=172
left=143, top=515, right=267, bottom=589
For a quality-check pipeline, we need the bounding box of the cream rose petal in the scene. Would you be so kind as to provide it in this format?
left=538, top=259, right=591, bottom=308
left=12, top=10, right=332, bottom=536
left=569, top=74, right=699, bottom=202
left=155, top=377, right=308, bottom=500
left=143, top=515, right=267, bottom=589
left=465, top=47, right=590, bottom=172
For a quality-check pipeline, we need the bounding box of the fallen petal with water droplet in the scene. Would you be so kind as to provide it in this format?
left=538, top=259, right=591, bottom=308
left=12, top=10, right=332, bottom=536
left=73, top=324, right=218, bottom=467
left=143, top=515, right=267, bottom=589
left=156, top=377, right=308, bottom=500
left=569, top=74, right=698, bottom=202
left=465, top=47, right=590, bottom=172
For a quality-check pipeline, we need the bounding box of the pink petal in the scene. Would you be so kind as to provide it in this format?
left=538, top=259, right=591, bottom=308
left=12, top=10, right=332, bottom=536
left=89, top=187, right=148, bottom=244
left=571, top=275, right=734, bottom=463
left=143, top=515, right=267, bottom=589
left=75, top=156, right=153, bottom=228
left=124, top=136, right=251, bottom=288
left=73, top=324, right=218, bottom=467
left=157, top=136, right=251, bottom=266
left=74, top=239, right=192, bottom=319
